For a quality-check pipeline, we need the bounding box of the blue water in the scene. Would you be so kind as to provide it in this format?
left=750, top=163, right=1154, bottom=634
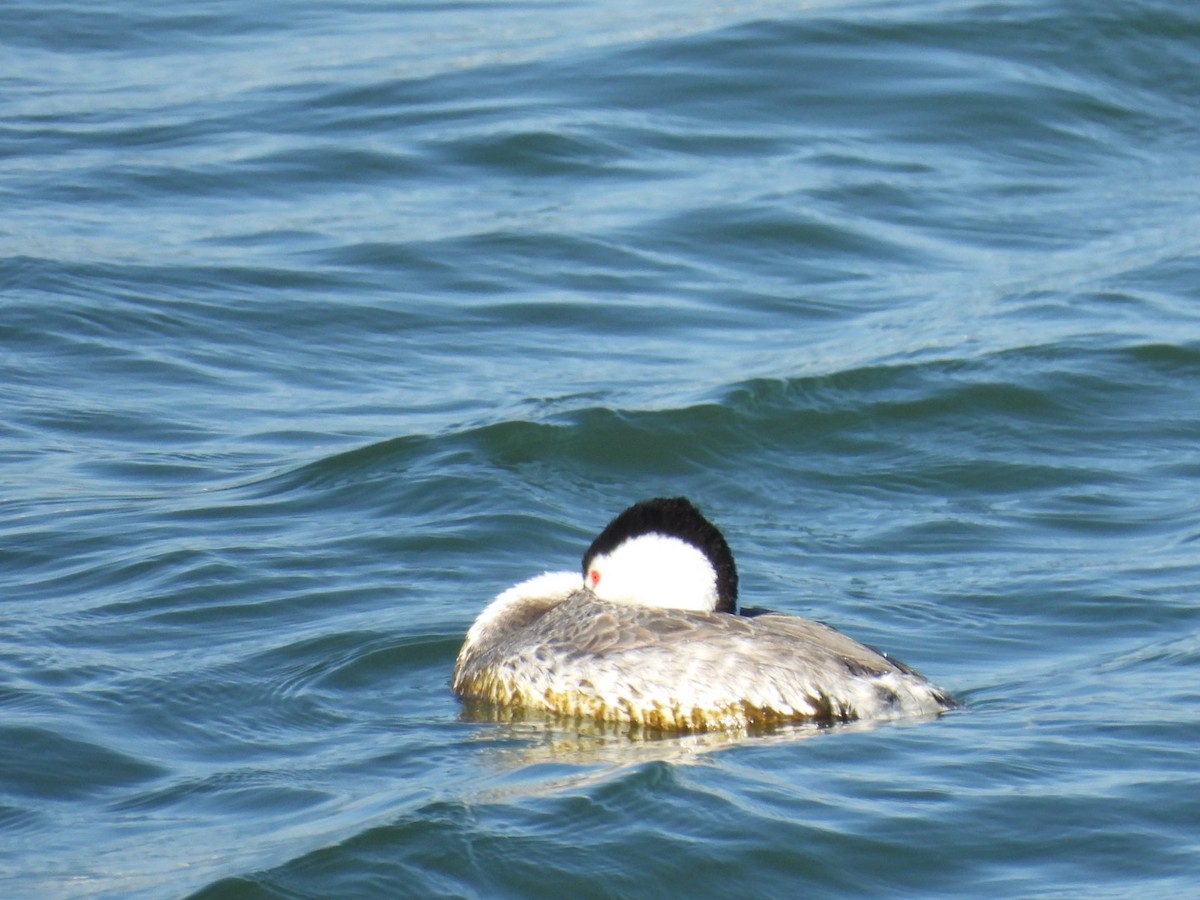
left=3, top=0, right=1200, bottom=896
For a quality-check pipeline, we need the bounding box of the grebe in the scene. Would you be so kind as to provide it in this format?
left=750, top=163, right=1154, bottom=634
left=452, top=497, right=954, bottom=731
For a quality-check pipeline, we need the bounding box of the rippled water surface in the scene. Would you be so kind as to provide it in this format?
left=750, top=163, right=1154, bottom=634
left=3, top=1, right=1200, bottom=897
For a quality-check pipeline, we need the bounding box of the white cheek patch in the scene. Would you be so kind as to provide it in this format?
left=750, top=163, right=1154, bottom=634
left=590, top=533, right=718, bottom=612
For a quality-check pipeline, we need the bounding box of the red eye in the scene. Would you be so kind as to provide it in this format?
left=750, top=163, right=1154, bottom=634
left=589, top=569, right=601, bottom=587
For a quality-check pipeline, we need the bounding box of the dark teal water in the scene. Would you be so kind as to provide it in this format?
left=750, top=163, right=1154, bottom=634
left=4, top=1, right=1200, bottom=896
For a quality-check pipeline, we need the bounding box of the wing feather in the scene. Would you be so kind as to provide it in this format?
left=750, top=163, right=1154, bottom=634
left=454, top=591, right=951, bottom=730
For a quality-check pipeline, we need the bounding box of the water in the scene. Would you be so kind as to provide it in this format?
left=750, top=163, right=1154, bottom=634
left=3, top=0, right=1199, bottom=896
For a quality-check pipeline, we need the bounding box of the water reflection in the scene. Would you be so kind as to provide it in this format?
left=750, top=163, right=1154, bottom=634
left=457, top=698, right=890, bottom=770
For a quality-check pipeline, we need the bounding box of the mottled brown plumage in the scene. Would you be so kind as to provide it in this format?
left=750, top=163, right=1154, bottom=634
left=453, top=585, right=953, bottom=732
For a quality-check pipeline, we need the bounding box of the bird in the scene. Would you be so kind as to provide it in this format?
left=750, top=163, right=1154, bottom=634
left=452, top=497, right=954, bottom=732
